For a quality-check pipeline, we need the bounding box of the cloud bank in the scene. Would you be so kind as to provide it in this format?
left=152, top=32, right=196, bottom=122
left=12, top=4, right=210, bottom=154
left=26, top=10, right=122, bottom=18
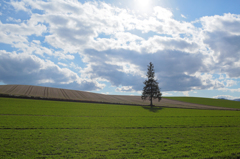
left=0, top=1, right=239, bottom=95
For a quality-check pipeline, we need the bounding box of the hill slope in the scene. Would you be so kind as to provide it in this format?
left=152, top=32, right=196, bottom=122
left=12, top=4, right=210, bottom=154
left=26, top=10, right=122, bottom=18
left=0, top=85, right=238, bottom=110
left=165, top=97, right=240, bottom=109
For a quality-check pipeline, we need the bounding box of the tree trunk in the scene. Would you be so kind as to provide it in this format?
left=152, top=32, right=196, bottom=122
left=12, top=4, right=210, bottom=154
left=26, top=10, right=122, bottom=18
left=150, top=96, right=153, bottom=107
left=150, top=80, right=153, bottom=107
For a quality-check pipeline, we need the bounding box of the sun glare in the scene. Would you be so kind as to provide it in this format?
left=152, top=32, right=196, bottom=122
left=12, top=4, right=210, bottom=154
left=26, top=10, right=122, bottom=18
left=134, top=0, right=152, bottom=13
left=138, top=0, right=150, bottom=8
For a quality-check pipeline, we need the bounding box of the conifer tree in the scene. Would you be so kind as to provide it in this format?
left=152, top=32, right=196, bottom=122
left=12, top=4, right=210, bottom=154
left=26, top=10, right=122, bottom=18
left=141, top=62, right=162, bottom=107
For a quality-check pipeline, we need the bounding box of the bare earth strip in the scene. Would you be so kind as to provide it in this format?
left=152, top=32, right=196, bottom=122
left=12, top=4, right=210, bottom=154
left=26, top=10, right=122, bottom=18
left=0, top=85, right=238, bottom=110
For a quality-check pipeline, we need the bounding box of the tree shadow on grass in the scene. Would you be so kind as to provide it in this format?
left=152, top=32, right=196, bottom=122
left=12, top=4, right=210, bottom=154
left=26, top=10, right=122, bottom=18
left=142, top=106, right=163, bottom=113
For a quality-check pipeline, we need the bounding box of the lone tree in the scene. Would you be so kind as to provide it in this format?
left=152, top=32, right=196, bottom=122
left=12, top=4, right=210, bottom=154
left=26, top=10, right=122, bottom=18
left=141, top=62, right=162, bottom=107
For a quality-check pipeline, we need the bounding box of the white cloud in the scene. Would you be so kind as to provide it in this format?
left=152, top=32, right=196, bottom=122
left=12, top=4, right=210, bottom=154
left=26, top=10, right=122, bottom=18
left=7, top=17, right=21, bottom=23
left=82, top=49, right=210, bottom=92
left=0, top=20, right=47, bottom=46
left=141, top=36, right=199, bottom=53
left=10, top=0, right=196, bottom=53
left=101, top=92, right=109, bottom=94
left=69, top=62, right=82, bottom=71
left=182, top=91, right=189, bottom=96
left=54, top=51, right=75, bottom=60
left=0, top=0, right=239, bottom=95
left=213, top=95, right=240, bottom=100
left=58, top=62, right=67, bottom=67
left=201, top=13, right=240, bottom=78
left=225, top=80, right=237, bottom=87
left=194, top=73, right=225, bottom=90
left=10, top=0, right=29, bottom=12
left=0, top=50, right=103, bottom=91
left=181, top=14, right=186, bottom=18
left=116, top=86, right=134, bottom=92
left=218, top=88, right=240, bottom=92
left=201, top=13, right=240, bottom=34
left=162, top=92, right=172, bottom=96
left=154, top=6, right=173, bottom=20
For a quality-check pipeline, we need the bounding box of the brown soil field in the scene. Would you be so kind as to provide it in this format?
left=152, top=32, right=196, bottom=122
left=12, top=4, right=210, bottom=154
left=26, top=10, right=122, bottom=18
left=0, top=85, right=238, bottom=110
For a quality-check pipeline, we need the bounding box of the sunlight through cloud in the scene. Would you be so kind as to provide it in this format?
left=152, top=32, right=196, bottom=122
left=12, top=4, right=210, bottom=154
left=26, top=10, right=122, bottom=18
left=133, top=0, right=152, bottom=14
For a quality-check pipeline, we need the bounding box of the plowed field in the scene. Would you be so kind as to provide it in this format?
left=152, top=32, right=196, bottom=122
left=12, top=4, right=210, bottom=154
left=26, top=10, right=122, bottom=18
left=0, top=85, right=238, bottom=110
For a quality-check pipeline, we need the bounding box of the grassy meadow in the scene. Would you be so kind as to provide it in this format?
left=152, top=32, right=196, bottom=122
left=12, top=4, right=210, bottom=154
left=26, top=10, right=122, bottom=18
left=165, top=97, right=240, bottom=109
left=1, top=97, right=240, bottom=158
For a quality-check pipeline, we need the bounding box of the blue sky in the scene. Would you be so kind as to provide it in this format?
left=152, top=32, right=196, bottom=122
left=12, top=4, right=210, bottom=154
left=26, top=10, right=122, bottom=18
left=0, top=0, right=240, bottom=99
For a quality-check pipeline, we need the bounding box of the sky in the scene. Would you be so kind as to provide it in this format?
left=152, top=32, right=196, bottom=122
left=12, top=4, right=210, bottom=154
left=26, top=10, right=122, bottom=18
left=0, top=0, right=240, bottom=99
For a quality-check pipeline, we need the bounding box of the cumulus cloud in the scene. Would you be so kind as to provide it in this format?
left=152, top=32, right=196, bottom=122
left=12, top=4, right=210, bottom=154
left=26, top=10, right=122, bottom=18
left=213, top=95, right=240, bottom=100
left=141, top=36, right=199, bottom=53
left=219, top=88, right=240, bottom=92
left=181, top=14, right=186, bottom=18
left=58, top=62, right=67, bottom=67
left=8, top=0, right=196, bottom=53
left=0, top=51, right=103, bottom=91
left=154, top=6, right=173, bottom=20
left=7, top=17, right=21, bottom=23
left=162, top=92, right=172, bottom=96
left=225, top=80, right=237, bottom=87
left=201, top=13, right=240, bottom=78
left=116, top=86, right=135, bottom=92
left=0, top=0, right=239, bottom=94
left=81, top=49, right=220, bottom=92
left=182, top=91, right=189, bottom=96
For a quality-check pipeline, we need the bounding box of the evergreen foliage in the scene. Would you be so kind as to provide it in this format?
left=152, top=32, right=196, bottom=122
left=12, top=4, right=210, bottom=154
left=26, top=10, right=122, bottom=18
left=141, top=62, right=162, bottom=106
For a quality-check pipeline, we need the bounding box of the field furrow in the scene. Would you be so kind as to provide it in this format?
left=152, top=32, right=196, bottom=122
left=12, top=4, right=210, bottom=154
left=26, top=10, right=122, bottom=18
left=0, top=85, right=240, bottom=110
left=4, top=85, right=18, bottom=94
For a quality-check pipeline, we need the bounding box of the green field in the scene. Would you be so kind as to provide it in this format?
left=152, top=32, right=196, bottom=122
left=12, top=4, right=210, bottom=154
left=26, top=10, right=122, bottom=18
left=164, top=97, right=240, bottom=109
left=1, top=97, right=240, bottom=158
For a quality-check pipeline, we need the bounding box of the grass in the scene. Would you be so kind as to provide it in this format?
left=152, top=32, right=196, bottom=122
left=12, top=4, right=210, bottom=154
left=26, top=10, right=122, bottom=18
left=1, top=97, right=240, bottom=158
left=164, top=97, right=240, bottom=109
